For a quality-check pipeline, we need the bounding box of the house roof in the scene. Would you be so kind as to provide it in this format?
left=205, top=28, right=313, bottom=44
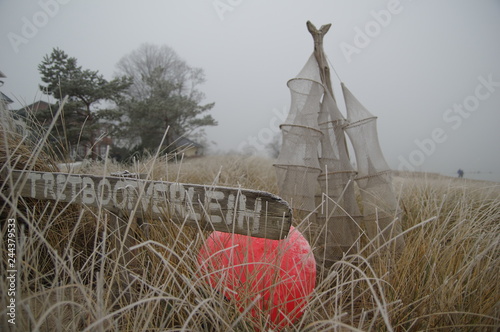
left=0, top=91, right=13, bottom=104
left=23, top=100, right=52, bottom=112
left=11, top=100, right=53, bottom=118
left=175, top=136, right=203, bottom=148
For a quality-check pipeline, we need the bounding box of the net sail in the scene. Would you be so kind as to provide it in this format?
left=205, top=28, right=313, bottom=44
left=342, top=83, right=405, bottom=253
left=316, top=91, right=361, bottom=263
left=274, top=54, right=323, bottom=213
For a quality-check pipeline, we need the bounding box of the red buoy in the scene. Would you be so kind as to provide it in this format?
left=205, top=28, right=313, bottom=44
left=198, top=226, right=316, bottom=330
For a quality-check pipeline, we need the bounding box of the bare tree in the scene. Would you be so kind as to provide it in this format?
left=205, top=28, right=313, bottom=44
left=267, top=133, right=282, bottom=158
left=115, top=43, right=216, bottom=154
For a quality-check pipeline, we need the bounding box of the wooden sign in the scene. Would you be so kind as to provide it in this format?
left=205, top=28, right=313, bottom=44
left=6, top=170, right=292, bottom=240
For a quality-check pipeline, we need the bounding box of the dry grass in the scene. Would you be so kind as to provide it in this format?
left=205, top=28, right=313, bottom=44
left=1, top=104, right=499, bottom=331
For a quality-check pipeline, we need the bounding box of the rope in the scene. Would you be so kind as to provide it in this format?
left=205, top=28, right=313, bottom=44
left=325, top=52, right=343, bottom=83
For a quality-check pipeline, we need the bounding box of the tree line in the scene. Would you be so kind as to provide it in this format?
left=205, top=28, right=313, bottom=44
left=34, top=43, right=217, bottom=161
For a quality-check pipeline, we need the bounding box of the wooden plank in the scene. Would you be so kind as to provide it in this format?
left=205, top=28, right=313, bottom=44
left=5, top=170, right=292, bottom=240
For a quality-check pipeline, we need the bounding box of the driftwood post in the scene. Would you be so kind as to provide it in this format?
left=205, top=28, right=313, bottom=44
left=306, top=21, right=334, bottom=97
left=307, top=20, right=351, bottom=157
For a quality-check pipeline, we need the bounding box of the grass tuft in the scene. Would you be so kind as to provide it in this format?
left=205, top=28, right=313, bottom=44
left=1, top=104, right=499, bottom=331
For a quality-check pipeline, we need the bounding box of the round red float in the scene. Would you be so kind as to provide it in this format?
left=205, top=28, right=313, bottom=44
left=198, top=226, right=316, bottom=330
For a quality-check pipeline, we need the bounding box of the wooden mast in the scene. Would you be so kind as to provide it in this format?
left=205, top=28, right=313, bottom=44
left=307, top=20, right=352, bottom=161
left=306, top=21, right=335, bottom=99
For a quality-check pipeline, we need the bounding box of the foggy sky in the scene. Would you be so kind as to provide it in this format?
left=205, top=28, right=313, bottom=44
left=1, top=0, right=499, bottom=181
